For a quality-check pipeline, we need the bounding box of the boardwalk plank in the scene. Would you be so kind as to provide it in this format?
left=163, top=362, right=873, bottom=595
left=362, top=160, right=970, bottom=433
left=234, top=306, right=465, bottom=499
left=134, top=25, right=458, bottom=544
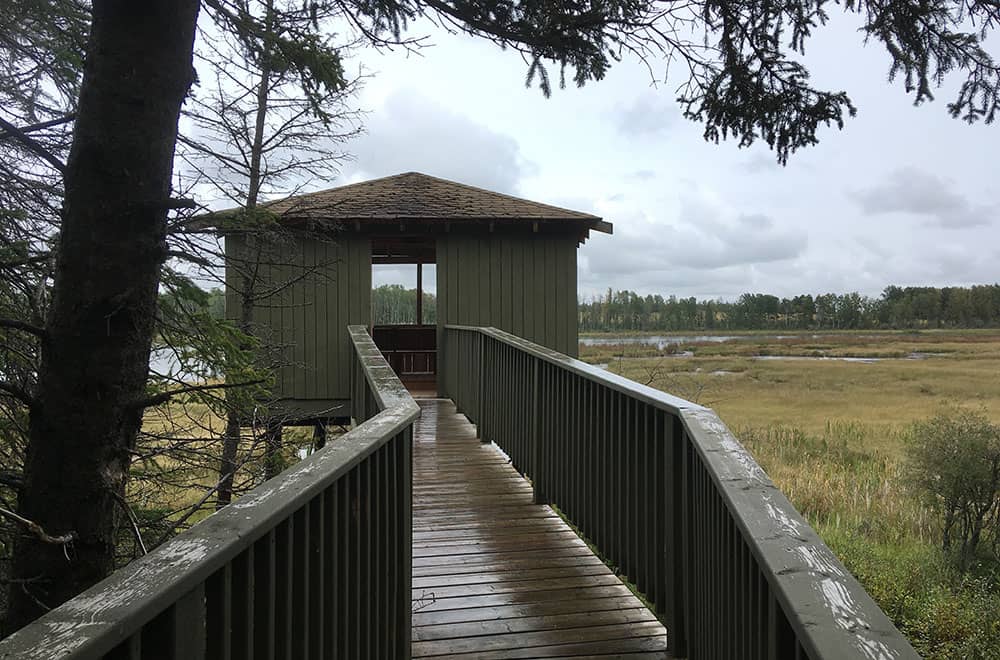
left=412, top=621, right=665, bottom=657
left=411, top=399, right=668, bottom=658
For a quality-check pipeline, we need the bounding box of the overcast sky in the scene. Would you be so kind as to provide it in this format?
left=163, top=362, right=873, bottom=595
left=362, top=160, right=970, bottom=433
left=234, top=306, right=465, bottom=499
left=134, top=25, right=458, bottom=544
left=338, top=13, right=997, bottom=302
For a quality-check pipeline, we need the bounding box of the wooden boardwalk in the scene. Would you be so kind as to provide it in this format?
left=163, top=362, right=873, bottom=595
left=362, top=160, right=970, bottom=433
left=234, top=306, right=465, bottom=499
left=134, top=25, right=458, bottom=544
left=411, top=399, right=669, bottom=659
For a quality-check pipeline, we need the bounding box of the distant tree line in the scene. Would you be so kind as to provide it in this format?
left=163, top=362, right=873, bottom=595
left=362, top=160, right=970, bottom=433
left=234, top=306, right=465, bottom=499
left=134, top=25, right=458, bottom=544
left=578, top=285, right=1000, bottom=332
left=194, top=284, right=1000, bottom=332
left=372, top=284, right=437, bottom=325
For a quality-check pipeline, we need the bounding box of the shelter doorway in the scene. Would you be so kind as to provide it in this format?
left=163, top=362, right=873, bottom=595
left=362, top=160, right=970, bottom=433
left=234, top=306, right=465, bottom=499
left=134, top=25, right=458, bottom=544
left=371, top=237, right=437, bottom=390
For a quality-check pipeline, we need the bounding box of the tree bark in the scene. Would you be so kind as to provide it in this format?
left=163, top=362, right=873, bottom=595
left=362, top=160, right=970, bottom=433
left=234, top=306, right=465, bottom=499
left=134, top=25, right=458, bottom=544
left=7, top=0, right=200, bottom=631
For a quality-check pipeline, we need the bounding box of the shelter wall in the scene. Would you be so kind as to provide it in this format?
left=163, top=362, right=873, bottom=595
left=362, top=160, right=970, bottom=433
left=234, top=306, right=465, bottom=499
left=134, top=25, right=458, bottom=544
left=436, top=235, right=578, bottom=395
left=226, top=233, right=371, bottom=407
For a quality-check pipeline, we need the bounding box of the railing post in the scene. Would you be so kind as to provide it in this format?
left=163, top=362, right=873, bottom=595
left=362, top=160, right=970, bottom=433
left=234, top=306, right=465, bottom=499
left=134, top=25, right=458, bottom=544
left=478, top=332, right=488, bottom=442
left=531, top=358, right=546, bottom=504
left=666, top=414, right=688, bottom=657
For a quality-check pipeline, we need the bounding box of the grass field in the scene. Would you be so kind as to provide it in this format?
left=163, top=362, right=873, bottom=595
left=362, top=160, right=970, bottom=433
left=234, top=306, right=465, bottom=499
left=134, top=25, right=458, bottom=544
left=582, top=330, right=1000, bottom=658
left=582, top=330, right=1000, bottom=448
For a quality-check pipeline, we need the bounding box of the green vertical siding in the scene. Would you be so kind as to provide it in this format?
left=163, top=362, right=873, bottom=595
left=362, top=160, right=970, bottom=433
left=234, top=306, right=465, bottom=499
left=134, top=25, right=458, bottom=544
left=436, top=234, right=579, bottom=368
left=226, top=233, right=371, bottom=402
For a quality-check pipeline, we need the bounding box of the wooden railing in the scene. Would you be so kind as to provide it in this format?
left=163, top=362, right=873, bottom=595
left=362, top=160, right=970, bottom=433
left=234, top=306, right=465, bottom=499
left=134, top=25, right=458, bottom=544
left=0, top=325, right=418, bottom=660
left=442, top=325, right=919, bottom=660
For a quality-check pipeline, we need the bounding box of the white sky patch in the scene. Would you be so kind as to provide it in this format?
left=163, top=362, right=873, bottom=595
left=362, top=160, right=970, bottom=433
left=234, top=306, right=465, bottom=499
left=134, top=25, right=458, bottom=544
left=323, top=13, right=997, bottom=300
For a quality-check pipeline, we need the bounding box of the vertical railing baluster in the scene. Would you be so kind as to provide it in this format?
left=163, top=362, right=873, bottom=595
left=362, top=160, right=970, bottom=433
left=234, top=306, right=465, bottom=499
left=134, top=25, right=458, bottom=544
left=140, top=584, right=206, bottom=659
left=637, top=403, right=649, bottom=595
left=324, top=485, right=338, bottom=660
left=291, top=506, right=309, bottom=660
left=359, top=458, right=372, bottom=659
left=681, top=430, right=694, bottom=656
left=252, top=533, right=274, bottom=660
left=399, top=427, right=413, bottom=660
left=531, top=357, right=545, bottom=503
left=651, top=410, right=665, bottom=618
left=233, top=546, right=255, bottom=660
left=614, top=390, right=624, bottom=568
left=206, top=564, right=232, bottom=660
left=106, top=634, right=142, bottom=660
left=308, top=495, right=324, bottom=659
left=665, top=414, right=687, bottom=656
left=275, top=518, right=293, bottom=660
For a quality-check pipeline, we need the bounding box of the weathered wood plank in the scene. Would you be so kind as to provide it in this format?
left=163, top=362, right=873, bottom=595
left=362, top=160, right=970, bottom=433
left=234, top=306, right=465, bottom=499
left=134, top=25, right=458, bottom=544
left=412, top=607, right=656, bottom=641
left=411, top=399, right=667, bottom=657
left=412, top=620, right=665, bottom=657
left=420, top=633, right=669, bottom=659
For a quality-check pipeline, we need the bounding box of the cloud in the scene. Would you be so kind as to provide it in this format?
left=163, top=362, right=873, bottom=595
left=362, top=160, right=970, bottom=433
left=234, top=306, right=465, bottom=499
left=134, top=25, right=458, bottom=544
left=344, top=89, right=534, bottom=194
left=852, top=166, right=992, bottom=229
left=626, top=169, right=657, bottom=181
left=736, top=152, right=782, bottom=174
left=578, top=200, right=807, bottom=298
left=616, top=93, right=677, bottom=137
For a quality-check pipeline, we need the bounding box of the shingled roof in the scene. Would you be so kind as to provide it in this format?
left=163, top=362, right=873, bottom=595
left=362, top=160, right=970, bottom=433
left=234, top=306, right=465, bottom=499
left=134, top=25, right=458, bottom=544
left=253, top=172, right=612, bottom=233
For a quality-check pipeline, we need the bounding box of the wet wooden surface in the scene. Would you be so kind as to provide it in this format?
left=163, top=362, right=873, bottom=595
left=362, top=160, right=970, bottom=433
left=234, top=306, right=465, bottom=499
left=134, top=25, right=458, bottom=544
left=411, top=399, right=669, bottom=658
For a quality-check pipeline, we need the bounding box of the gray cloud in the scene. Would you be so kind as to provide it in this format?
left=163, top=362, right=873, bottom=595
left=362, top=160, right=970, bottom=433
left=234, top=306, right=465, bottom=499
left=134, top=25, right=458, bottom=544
left=616, top=93, right=677, bottom=137
left=344, top=89, right=533, bottom=194
left=736, top=152, right=782, bottom=174
left=853, top=166, right=992, bottom=229
left=579, top=204, right=807, bottom=290
left=626, top=169, right=657, bottom=181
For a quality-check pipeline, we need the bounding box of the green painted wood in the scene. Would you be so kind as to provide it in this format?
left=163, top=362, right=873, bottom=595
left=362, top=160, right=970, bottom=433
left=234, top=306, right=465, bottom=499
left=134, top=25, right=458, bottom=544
left=314, top=241, right=328, bottom=399
left=435, top=235, right=579, bottom=360
left=479, top=237, right=490, bottom=325
left=293, top=240, right=305, bottom=400
left=223, top=234, right=371, bottom=406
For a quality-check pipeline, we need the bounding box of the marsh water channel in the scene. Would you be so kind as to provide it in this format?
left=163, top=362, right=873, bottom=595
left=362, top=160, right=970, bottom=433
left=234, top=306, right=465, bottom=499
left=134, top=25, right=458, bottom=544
left=580, top=334, right=937, bottom=364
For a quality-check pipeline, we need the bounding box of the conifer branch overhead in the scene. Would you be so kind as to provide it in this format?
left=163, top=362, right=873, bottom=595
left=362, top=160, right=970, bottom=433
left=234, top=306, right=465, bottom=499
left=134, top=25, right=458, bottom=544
left=303, top=0, right=1000, bottom=161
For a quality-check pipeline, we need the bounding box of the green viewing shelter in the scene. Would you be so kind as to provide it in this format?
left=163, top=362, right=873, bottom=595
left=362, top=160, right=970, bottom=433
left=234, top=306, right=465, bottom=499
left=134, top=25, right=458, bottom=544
left=223, top=171, right=612, bottom=425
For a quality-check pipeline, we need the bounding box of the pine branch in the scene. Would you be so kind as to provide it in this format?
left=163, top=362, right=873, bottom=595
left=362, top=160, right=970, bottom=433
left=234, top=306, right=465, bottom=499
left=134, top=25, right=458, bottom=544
left=0, top=380, right=35, bottom=407
left=128, top=379, right=265, bottom=410
left=0, top=318, right=48, bottom=339
left=0, top=470, right=24, bottom=489
left=0, top=114, right=76, bottom=138
left=0, top=116, right=67, bottom=174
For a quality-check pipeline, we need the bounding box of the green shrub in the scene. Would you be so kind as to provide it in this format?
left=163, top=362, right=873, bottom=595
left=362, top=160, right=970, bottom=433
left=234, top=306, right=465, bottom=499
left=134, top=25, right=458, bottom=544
left=905, top=408, right=1000, bottom=571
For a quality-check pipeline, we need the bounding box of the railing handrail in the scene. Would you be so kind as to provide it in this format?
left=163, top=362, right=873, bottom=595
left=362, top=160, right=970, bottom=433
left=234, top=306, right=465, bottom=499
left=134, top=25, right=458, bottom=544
left=446, top=324, right=701, bottom=414
left=0, top=327, right=419, bottom=660
left=349, top=324, right=421, bottom=415
left=444, top=324, right=918, bottom=660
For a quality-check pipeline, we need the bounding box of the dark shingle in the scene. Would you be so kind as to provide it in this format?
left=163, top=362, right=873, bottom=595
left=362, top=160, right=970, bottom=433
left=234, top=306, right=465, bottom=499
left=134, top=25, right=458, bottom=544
left=259, top=172, right=603, bottom=224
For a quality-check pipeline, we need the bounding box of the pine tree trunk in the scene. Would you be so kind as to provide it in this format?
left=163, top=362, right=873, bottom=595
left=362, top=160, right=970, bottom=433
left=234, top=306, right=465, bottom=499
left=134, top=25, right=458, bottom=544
left=7, top=0, right=200, bottom=631
left=216, top=412, right=242, bottom=509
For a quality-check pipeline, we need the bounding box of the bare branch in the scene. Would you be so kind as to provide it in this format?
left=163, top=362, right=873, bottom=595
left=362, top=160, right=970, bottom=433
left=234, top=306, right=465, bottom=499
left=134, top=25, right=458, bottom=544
left=0, top=506, right=76, bottom=545
left=128, top=379, right=265, bottom=410
left=112, top=492, right=148, bottom=556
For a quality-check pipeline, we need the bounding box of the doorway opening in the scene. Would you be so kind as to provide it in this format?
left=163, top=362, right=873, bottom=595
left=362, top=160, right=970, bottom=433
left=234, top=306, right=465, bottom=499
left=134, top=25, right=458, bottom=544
left=371, top=238, right=437, bottom=389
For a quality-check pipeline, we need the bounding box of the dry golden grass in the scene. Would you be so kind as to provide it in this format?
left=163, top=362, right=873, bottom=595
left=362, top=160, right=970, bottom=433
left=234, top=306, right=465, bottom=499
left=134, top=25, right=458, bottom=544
left=588, top=330, right=1000, bottom=657
left=590, top=331, right=1000, bottom=456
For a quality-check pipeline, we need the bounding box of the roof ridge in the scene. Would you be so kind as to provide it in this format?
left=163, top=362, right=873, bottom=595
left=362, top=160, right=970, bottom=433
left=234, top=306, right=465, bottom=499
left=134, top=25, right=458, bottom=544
left=400, top=172, right=600, bottom=220
left=209, top=172, right=611, bottom=235
left=258, top=171, right=414, bottom=209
